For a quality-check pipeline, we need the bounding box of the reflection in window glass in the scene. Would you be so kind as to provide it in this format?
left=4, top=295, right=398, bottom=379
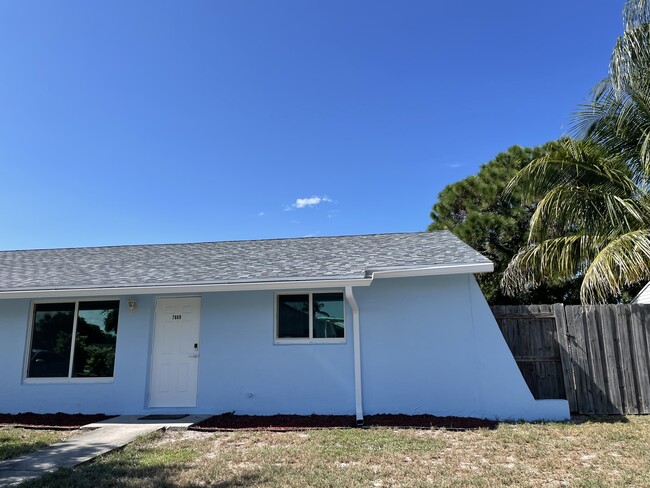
left=313, top=293, right=345, bottom=338
left=73, top=301, right=120, bottom=377
left=27, top=300, right=120, bottom=379
left=276, top=292, right=345, bottom=341
left=277, top=294, right=310, bottom=338
left=29, top=303, right=75, bottom=377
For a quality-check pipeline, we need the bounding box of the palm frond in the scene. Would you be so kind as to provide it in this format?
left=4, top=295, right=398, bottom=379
left=573, top=83, right=650, bottom=182
left=581, top=230, right=650, bottom=303
left=611, top=19, right=650, bottom=95
left=501, top=235, right=602, bottom=296
left=529, top=186, right=647, bottom=242
left=505, top=139, right=635, bottom=203
left=623, top=0, right=650, bottom=28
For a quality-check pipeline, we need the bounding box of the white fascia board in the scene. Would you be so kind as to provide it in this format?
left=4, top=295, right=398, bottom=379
left=369, top=262, right=494, bottom=279
left=0, top=278, right=373, bottom=300
left=0, top=262, right=493, bottom=299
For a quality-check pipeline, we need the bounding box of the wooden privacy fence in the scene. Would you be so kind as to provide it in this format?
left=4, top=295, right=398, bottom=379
left=492, top=304, right=650, bottom=415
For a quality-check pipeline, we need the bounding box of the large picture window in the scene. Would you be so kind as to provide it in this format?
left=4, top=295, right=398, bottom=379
left=276, top=292, right=345, bottom=342
left=27, top=300, right=120, bottom=379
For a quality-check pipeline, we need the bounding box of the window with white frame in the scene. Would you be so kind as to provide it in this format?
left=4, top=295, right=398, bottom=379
left=27, top=300, right=120, bottom=378
left=276, top=292, right=345, bottom=341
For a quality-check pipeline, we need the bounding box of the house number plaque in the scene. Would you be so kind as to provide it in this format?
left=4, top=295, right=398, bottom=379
left=172, top=314, right=182, bottom=320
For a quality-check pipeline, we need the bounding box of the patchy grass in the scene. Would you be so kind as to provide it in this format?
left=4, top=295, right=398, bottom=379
left=18, top=416, right=650, bottom=487
left=0, top=427, right=76, bottom=461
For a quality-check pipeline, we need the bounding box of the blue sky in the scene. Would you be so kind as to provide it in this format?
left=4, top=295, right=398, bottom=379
left=0, top=1, right=625, bottom=250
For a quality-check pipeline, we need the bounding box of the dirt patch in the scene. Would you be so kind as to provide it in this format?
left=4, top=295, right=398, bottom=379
left=0, top=412, right=116, bottom=430
left=190, top=413, right=497, bottom=431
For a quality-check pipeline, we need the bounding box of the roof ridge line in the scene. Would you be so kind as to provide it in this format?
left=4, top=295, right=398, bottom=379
left=0, top=231, right=439, bottom=253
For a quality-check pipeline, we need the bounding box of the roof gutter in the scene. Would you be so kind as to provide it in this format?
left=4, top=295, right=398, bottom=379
left=0, top=278, right=373, bottom=300
left=0, top=261, right=493, bottom=300
left=369, top=262, right=493, bottom=279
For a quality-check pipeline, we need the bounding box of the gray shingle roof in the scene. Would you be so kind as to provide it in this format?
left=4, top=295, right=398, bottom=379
left=0, top=231, right=491, bottom=292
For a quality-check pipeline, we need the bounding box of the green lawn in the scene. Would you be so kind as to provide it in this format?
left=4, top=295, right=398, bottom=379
left=18, top=416, right=650, bottom=487
left=0, top=427, right=76, bottom=462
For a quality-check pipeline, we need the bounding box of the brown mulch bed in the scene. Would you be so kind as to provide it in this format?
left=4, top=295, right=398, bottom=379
left=0, top=412, right=116, bottom=430
left=365, top=414, right=497, bottom=430
left=190, top=413, right=497, bottom=431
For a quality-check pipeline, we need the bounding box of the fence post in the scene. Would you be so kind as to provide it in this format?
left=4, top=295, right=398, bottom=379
left=554, top=303, right=577, bottom=412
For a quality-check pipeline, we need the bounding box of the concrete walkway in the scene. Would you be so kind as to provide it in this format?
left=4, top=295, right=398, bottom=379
left=0, top=414, right=210, bottom=487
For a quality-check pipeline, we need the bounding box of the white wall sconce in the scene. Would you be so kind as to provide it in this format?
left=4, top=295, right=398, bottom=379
left=127, top=298, right=137, bottom=311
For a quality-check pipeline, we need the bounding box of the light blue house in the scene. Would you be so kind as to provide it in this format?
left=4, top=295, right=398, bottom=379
left=0, top=232, right=569, bottom=421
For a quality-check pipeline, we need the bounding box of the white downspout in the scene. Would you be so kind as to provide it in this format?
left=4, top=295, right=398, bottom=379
left=345, top=286, right=364, bottom=426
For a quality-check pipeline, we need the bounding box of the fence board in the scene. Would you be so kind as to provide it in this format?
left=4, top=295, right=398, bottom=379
left=641, top=306, right=650, bottom=412
left=630, top=305, right=650, bottom=412
left=537, top=305, right=563, bottom=399
left=554, top=303, right=577, bottom=412
left=566, top=306, right=596, bottom=414
left=493, top=304, right=564, bottom=401
left=588, top=306, right=612, bottom=413
left=598, top=306, right=622, bottom=413
left=615, top=306, right=638, bottom=413
left=495, top=304, right=650, bottom=415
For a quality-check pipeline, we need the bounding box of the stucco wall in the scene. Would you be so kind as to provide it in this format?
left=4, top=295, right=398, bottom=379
left=0, top=292, right=355, bottom=416
left=0, top=297, right=152, bottom=413
left=0, top=296, right=155, bottom=414
left=0, top=275, right=568, bottom=420
left=197, top=291, right=355, bottom=415
left=355, top=275, right=568, bottom=420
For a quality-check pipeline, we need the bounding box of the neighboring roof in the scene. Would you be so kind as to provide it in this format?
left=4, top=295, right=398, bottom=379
left=0, top=231, right=492, bottom=296
left=632, top=282, right=650, bottom=304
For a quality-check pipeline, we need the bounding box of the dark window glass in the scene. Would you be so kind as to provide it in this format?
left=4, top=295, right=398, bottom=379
left=278, top=294, right=309, bottom=338
left=313, top=293, right=345, bottom=338
left=28, top=303, right=75, bottom=377
left=72, top=301, right=119, bottom=378
left=27, top=301, right=120, bottom=379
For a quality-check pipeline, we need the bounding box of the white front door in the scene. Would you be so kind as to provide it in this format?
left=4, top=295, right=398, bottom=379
left=149, top=297, right=201, bottom=407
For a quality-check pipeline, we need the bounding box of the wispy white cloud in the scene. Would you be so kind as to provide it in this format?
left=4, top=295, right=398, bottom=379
left=447, top=163, right=464, bottom=169
left=258, top=212, right=265, bottom=216
left=292, top=195, right=332, bottom=209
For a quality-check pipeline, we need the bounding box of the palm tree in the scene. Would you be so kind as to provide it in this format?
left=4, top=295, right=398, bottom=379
left=502, top=0, right=650, bottom=303
left=573, top=0, right=650, bottom=189
left=501, top=139, right=650, bottom=303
